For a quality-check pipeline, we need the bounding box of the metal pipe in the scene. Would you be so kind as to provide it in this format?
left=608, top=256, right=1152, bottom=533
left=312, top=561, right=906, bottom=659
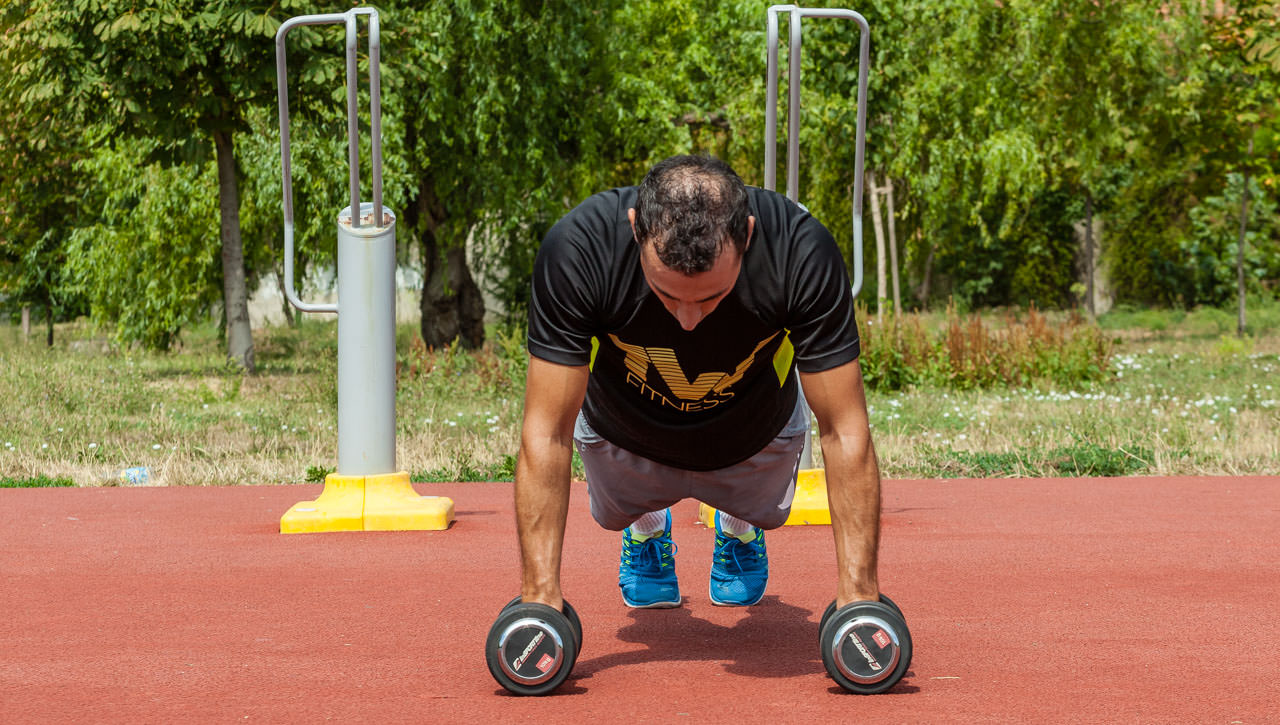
left=762, top=6, right=872, bottom=466
left=345, top=14, right=361, bottom=228
left=787, top=7, right=802, bottom=202
left=763, top=5, right=869, bottom=296
left=275, top=12, right=348, bottom=314
left=764, top=6, right=788, bottom=191
left=367, top=10, right=383, bottom=223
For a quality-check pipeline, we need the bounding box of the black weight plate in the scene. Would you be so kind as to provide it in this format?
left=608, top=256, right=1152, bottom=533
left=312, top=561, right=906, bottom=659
left=561, top=599, right=584, bottom=655
left=879, top=593, right=906, bottom=624
left=485, top=603, right=577, bottom=696
left=820, top=601, right=912, bottom=695
left=501, top=597, right=582, bottom=653
left=818, top=593, right=906, bottom=646
left=819, top=600, right=838, bottom=644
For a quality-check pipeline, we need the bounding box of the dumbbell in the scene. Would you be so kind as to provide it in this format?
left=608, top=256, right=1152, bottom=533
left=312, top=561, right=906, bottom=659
left=818, top=593, right=906, bottom=640
left=485, top=597, right=583, bottom=696
left=500, top=596, right=584, bottom=654
left=818, top=594, right=912, bottom=694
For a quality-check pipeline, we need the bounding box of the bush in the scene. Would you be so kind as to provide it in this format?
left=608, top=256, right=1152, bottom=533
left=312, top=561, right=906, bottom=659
left=858, top=303, right=1113, bottom=391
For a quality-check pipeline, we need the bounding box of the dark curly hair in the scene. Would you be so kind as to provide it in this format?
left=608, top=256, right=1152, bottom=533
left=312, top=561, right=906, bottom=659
left=633, top=155, right=751, bottom=274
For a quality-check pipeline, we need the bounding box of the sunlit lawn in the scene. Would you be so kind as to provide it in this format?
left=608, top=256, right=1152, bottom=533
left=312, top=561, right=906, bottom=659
left=1, top=305, right=1277, bottom=486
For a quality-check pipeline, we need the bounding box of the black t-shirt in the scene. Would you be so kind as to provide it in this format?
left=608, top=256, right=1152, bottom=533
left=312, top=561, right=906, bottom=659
left=527, top=185, right=860, bottom=471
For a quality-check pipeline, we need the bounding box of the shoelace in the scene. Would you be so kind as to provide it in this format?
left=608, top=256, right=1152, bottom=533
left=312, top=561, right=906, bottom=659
left=714, top=532, right=764, bottom=573
left=623, top=534, right=676, bottom=572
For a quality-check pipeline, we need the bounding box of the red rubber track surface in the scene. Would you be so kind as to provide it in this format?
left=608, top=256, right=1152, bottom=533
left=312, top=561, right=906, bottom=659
left=2, top=477, right=1277, bottom=723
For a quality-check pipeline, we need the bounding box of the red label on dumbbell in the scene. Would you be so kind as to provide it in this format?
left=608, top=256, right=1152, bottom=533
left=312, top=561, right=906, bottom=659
left=536, top=654, right=555, bottom=673
left=873, top=629, right=891, bottom=648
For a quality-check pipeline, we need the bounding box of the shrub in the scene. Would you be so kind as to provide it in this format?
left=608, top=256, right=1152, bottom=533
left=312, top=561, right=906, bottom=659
left=858, top=303, right=1113, bottom=391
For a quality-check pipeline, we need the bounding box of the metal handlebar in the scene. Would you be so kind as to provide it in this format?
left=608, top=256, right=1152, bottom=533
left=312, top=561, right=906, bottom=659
left=765, top=5, right=870, bottom=298
left=275, top=8, right=385, bottom=314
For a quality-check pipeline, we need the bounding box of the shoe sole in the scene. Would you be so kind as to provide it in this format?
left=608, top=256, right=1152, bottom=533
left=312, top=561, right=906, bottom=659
left=707, top=582, right=765, bottom=607
left=622, top=596, right=682, bottom=609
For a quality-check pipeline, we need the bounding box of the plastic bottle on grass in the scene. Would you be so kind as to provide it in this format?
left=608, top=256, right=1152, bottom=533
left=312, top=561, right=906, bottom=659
left=117, top=467, right=151, bottom=486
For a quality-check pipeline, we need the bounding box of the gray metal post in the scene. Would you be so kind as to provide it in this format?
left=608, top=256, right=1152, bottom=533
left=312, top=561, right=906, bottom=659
left=337, top=203, right=397, bottom=474
left=277, top=8, right=396, bottom=476
left=764, top=5, right=871, bottom=468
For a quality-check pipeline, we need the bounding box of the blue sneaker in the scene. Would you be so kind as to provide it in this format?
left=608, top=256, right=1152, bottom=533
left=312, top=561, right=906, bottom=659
left=618, top=510, right=681, bottom=608
left=709, top=511, right=768, bottom=606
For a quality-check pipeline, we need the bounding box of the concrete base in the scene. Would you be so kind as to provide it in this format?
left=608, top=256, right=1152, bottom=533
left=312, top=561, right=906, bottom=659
left=699, top=468, right=831, bottom=527
left=281, top=472, right=455, bottom=533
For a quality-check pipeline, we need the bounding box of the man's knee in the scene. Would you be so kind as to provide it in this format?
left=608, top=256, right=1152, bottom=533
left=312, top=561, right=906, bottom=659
left=749, top=505, right=790, bottom=531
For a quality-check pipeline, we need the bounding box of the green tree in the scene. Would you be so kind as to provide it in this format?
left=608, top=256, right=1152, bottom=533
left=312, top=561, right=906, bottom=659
left=63, top=139, right=225, bottom=350
left=0, top=101, right=89, bottom=344
left=377, top=1, right=621, bottom=346
left=0, top=0, right=340, bottom=367
left=1203, top=2, right=1280, bottom=333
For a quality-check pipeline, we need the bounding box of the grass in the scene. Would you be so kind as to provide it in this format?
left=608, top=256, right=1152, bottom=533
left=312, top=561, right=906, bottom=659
left=0, top=474, right=75, bottom=488
left=0, top=302, right=1276, bottom=486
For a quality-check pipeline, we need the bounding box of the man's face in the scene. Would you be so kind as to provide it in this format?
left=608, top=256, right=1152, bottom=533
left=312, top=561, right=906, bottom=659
left=629, top=209, right=755, bottom=332
left=638, top=240, right=742, bottom=331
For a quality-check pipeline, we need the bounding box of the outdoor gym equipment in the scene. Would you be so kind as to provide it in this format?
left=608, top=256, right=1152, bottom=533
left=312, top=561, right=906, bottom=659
left=700, top=5, right=870, bottom=528
left=818, top=595, right=913, bottom=694
left=275, top=8, right=454, bottom=533
left=485, top=597, right=584, bottom=696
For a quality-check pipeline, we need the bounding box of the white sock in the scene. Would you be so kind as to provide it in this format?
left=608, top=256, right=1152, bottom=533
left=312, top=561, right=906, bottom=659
left=628, top=509, right=668, bottom=541
left=718, top=512, right=758, bottom=542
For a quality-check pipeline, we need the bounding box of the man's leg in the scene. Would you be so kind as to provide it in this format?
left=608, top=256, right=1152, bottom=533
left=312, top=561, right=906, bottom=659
left=695, top=396, right=808, bottom=606
left=574, top=413, right=684, bottom=608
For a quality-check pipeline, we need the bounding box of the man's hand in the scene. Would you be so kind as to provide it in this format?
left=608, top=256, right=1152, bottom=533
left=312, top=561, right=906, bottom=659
left=514, top=357, right=589, bottom=611
left=800, top=359, right=881, bottom=608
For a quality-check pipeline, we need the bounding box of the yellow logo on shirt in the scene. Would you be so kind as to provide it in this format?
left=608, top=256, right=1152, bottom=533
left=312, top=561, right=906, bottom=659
left=607, top=332, right=783, bottom=412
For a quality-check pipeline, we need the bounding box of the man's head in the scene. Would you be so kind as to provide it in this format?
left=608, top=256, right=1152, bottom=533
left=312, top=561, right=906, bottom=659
left=631, top=154, right=752, bottom=273
left=629, top=155, right=755, bottom=331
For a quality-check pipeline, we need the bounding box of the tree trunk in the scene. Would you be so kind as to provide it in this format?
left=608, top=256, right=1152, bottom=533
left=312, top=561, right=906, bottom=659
left=885, top=177, right=901, bottom=314
left=1084, top=190, right=1095, bottom=319
left=917, top=231, right=935, bottom=306
left=1237, top=134, right=1253, bottom=338
left=21, top=306, right=30, bottom=340
left=867, top=170, right=887, bottom=323
left=406, top=182, right=485, bottom=349
left=213, top=129, right=255, bottom=372
left=274, top=265, right=296, bottom=328
left=420, top=242, right=486, bottom=349
left=45, top=302, right=53, bottom=347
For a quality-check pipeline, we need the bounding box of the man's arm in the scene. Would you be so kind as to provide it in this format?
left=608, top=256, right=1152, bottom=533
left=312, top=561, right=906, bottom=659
left=515, top=356, right=590, bottom=611
left=799, top=359, right=881, bottom=608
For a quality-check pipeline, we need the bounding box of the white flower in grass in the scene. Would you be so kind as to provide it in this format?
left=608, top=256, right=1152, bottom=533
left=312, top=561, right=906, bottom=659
left=153, top=444, right=161, bottom=450
left=42, top=444, right=48, bottom=449
left=88, top=443, right=97, bottom=449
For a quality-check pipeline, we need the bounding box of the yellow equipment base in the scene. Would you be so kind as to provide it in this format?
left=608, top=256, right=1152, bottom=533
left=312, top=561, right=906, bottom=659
left=281, top=471, right=455, bottom=534
left=699, top=468, right=830, bottom=527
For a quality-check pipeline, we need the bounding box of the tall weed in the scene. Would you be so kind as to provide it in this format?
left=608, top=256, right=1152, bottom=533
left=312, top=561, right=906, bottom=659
left=859, top=303, right=1113, bottom=391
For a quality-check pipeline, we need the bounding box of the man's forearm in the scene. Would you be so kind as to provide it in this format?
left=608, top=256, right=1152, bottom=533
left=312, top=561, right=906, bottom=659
left=821, top=429, right=881, bottom=606
left=514, top=435, right=573, bottom=610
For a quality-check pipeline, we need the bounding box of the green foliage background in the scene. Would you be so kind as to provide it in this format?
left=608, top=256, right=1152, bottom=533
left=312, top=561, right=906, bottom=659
left=1, top=1, right=1278, bottom=350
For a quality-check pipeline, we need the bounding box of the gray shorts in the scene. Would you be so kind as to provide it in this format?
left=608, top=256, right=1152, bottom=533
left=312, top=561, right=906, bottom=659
left=573, top=396, right=809, bottom=531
